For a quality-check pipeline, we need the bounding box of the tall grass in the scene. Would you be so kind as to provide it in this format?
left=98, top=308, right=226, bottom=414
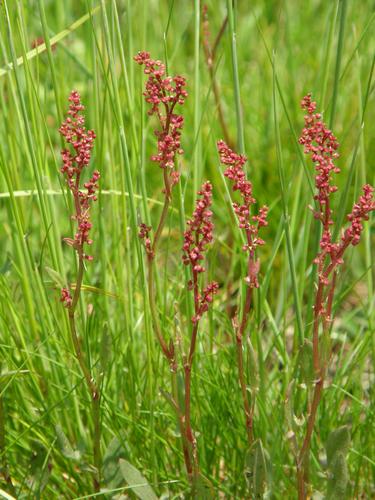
left=0, top=1, right=374, bottom=498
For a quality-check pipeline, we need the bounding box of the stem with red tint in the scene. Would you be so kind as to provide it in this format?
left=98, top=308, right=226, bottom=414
left=59, top=91, right=101, bottom=492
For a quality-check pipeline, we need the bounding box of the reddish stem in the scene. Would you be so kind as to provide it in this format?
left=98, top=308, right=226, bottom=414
left=202, top=7, right=234, bottom=150
left=184, top=269, right=200, bottom=477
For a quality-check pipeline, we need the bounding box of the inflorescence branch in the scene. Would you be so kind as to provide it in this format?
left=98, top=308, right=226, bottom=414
left=135, top=51, right=188, bottom=367
left=218, top=140, right=268, bottom=446
left=181, top=181, right=218, bottom=479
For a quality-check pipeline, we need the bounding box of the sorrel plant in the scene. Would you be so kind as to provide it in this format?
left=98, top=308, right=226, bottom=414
left=135, top=52, right=218, bottom=487
left=59, top=91, right=102, bottom=492
left=135, top=51, right=186, bottom=363
left=296, top=94, right=375, bottom=499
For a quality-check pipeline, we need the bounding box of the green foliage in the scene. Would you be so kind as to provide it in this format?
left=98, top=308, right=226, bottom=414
left=326, top=426, right=351, bottom=499
left=119, top=459, right=158, bottom=500
left=0, top=0, right=373, bottom=498
left=245, top=439, right=269, bottom=498
left=298, top=340, right=314, bottom=386
left=102, top=435, right=128, bottom=490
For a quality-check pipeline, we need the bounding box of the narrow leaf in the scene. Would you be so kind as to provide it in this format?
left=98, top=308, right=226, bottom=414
left=327, top=452, right=348, bottom=499
left=103, top=436, right=128, bottom=489
left=99, top=323, right=112, bottom=373
left=326, top=426, right=350, bottom=499
left=245, top=439, right=268, bottom=497
left=193, top=473, right=215, bottom=499
left=44, top=266, right=65, bottom=288
left=298, top=340, right=314, bottom=386
left=326, top=425, right=350, bottom=466
left=247, top=338, right=259, bottom=391
left=119, top=459, right=158, bottom=500
left=55, top=425, right=81, bottom=461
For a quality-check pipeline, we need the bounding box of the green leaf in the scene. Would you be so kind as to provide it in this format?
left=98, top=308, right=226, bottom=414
left=245, top=439, right=268, bottom=498
left=326, top=426, right=350, bottom=499
left=192, top=473, right=215, bottom=499
left=44, top=266, right=65, bottom=288
left=0, top=256, right=11, bottom=275
left=284, top=380, right=298, bottom=456
left=99, top=323, right=112, bottom=373
left=103, top=436, right=128, bottom=489
left=247, top=338, right=259, bottom=391
left=327, top=452, right=348, bottom=499
left=326, top=426, right=350, bottom=466
left=55, top=425, right=81, bottom=461
left=119, top=459, right=158, bottom=500
left=28, top=440, right=50, bottom=494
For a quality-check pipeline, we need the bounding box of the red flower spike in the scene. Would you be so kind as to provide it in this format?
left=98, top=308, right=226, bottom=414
left=182, top=182, right=218, bottom=323
left=59, top=91, right=99, bottom=257
left=134, top=51, right=187, bottom=176
left=217, top=140, right=268, bottom=278
left=296, top=96, right=374, bottom=494
left=59, top=91, right=99, bottom=302
left=299, top=94, right=374, bottom=279
left=342, top=184, right=375, bottom=246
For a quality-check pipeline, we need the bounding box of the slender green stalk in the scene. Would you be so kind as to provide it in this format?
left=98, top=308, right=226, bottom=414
left=272, top=58, right=304, bottom=345
left=66, top=258, right=102, bottom=492
left=193, top=0, right=201, bottom=199
left=329, top=0, right=347, bottom=129
left=0, top=387, right=14, bottom=494
left=235, top=286, right=254, bottom=446
left=227, top=0, right=244, bottom=153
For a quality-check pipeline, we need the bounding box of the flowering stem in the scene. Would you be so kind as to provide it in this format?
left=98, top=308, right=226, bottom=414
left=59, top=91, right=102, bottom=492
left=67, top=258, right=102, bottom=492
left=184, top=269, right=201, bottom=480
left=181, top=182, right=218, bottom=487
left=171, top=371, right=193, bottom=476
left=152, top=174, right=171, bottom=253
left=147, top=254, right=172, bottom=363
left=296, top=94, right=374, bottom=499
left=297, top=268, right=338, bottom=498
left=135, top=52, right=201, bottom=485
left=236, top=283, right=254, bottom=446
left=217, top=140, right=268, bottom=449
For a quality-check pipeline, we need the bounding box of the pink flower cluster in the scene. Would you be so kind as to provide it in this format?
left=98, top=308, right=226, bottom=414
left=299, top=94, right=374, bottom=282
left=59, top=91, right=99, bottom=307
left=60, top=287, right=72, bottom=308
left=182, top=182, right=218, bottom=323
left=134, top=51, right=187, bottom=180
left=342, top=185, right=374, bottom=246
left=299, top=94, right=340, bottom=258
left=59, top=91, right=100, bottom=259
left=138, top=223, right=153, bottom=257
left=182, top=182, right=214, bottom=273
left=217, top=140, right=268, bottom=285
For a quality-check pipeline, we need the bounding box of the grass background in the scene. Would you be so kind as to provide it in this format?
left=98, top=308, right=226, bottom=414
left=0, top=0, right=374, bottom=497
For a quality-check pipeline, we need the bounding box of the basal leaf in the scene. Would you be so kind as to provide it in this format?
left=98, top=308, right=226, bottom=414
left=326, top=425, right=350, bottom=466
left=55, top=425, right=81, bottom=461
left=245, top=439, right=268, bottom=498
left=119, top=459, right=158, bottom=500
left=103, top=436, right=128, bottom=489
